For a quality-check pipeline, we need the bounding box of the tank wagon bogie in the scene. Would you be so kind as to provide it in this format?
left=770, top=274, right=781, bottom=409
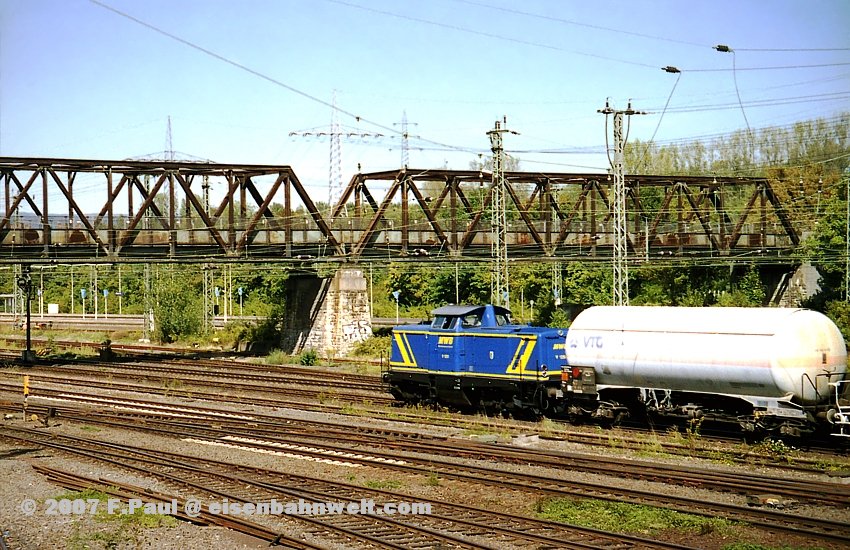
left=383, top=304, right=850, bottom=439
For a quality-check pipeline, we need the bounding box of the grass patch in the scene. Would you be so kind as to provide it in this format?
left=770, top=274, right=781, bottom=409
left=424, top=471, right=441, bottom=487
left=265, top=349, right=290, bottom=365
left=536, top=497, right=734, bottom=536
left=364, top=479, right=403, bottom=490
left=634, top=436, right=670, bottom=458
left=339, top=403, right=369, bottom=416
left=751, top=439, right=797, bottom=463
left=160, top=378, right=185, bottom=397
left=537, top=417, right=569, bottom=437
left=721, top=544, right=828, bottom=550
left=50, top=487, right=177, bottom=527
left=52, top=488, right=112, bottom=502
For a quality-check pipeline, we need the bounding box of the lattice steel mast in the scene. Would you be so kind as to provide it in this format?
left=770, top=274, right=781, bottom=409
left=394, top=111, right=419, bottom=169
left=487, top=118, right=517, bottom=310
left=599, top=101, right=645, bottom=306
left=329, top=91, right=342, bottom=206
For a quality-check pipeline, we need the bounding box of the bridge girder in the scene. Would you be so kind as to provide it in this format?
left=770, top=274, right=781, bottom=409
left=0, top=157, right=799, bottom=264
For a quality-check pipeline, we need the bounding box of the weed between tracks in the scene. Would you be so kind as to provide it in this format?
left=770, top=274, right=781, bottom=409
left=160, top=378, right=186, bottom=398
left=49, top=488, right=176, bottom=550
left=363, top=479, right=404, bottom=490
left=536, top=497, right=735, bottom=536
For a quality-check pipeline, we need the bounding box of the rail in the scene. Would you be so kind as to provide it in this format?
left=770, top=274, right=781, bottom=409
left=0, top=313, right=418, bottom=332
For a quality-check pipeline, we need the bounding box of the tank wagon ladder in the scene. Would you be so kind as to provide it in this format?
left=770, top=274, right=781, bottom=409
left=828, top=380, right=850, bottom=438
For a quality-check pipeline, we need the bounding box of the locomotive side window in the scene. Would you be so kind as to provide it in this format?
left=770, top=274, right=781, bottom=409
left=462, top=314, right=481, bottom=328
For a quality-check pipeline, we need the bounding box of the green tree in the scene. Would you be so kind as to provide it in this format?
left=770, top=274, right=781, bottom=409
left=152, top=271, right=202, bottom=343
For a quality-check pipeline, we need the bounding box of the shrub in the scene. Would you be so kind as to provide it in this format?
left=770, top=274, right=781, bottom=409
left=299, top=349, right=318, bottom=366
left=349, top=335, right=391, bottom=358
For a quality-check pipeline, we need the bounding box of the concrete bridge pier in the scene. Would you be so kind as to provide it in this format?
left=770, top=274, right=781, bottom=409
left=770, top=262, right=822, bottom=307
left=280, top=268, right=372, bottom=357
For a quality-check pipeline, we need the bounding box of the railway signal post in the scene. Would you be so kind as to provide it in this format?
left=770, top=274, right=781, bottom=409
left=15, top=265, right=36, bottom=364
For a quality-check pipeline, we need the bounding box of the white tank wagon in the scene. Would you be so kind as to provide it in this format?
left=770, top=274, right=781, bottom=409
left=565, top=306, right=849, bottom=437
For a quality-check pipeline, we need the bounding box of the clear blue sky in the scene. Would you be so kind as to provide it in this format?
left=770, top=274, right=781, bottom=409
left=1, top=0, right=848, bottom=202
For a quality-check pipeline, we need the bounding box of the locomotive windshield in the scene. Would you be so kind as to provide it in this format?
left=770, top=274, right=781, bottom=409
left=427, top=304, right=512, bottom=330
left=431, top=315, right=455, bottom=329
left=461, top=314, right=481, bottom=328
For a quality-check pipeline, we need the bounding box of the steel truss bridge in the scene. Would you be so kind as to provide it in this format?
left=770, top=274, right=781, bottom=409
left=0, top=157, right=800, bottom=264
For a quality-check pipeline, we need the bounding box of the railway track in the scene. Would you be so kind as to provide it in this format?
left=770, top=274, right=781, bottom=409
left=0, top=314, right=410, bottom=333
left=13, top=360, right=387, bottom=394
left=2, top=392, right=848, bottom=547
left=32, top=465, right=324, bottom=550
left=0, top=357, right=393, bottom=407
left=0, top=335, right=382, bottom=365
left=1, top=427, right=690, bottom=550
left=16, top=398, right=850, bottom=508
left=1, top=360, right=846, bottom=471
left=5, top=334, right=846, bottom=456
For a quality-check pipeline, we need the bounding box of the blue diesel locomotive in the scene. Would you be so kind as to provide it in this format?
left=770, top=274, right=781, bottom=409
left=384, top=304, right=572, bottom=415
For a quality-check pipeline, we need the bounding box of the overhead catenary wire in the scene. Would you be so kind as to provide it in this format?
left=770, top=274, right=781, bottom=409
left=87, top=0, right=477, bottom=157
left=324, top=0, right=660, bottom=70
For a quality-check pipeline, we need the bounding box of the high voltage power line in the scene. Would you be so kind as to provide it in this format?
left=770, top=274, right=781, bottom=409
left=87, top=0, right=846, bottom=181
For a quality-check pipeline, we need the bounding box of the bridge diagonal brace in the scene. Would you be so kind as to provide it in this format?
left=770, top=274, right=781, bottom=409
left=352, top=177, right=401, bottom=258
left=504, top=179, right=546, bottom=253
left=46, top=168, right=109, bottom=254
left=553, top=182, right=595, bottom=251
left=456, top=182, right=481, bottom=215
left=406, top=181, right=449, bottom=248
left=237, top=173, right=286, bottom=253
left=287, top=172, right=344, bottom=256
left=763, top=180, right=799, bottom=245
left=129, top=176, right=170, bottom=230
left=116, top=174, right=169, bottom=250
left=680, top=184, right=720, bottom=250
left=728, top=186, right=762, bottom=249
left=331, top=173, right=359, bottom=221
left=0, top=171, right=42, bottom=232
left=427, top=177, right=452, bottom=212
left=645, top=185, right=678, bottom=251
left=459, top=185, right=494, bottom=250
left=355, top=181, right=381, bottom=213
left=93, top=174, right=129, bottom=228
left=209, top=173, right=240, bottom=226
left=0, top=171, right=42, bottom=246
left=172, top=173, right=229, bottom=254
